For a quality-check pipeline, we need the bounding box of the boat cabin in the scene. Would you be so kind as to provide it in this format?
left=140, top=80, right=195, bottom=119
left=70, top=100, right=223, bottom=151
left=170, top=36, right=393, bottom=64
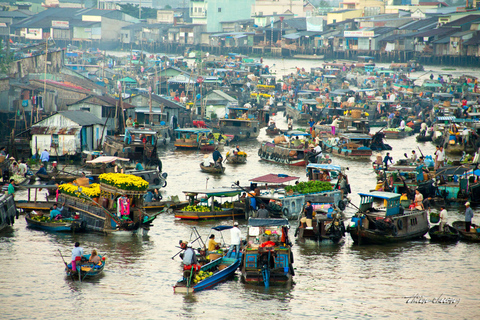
left=218, top=106, right=260, bottom=140
left=358, top=191, right=401, bottom=216
left=103, top=127, right=158, bottom=164
left=174, top=128, right=215, bottom=150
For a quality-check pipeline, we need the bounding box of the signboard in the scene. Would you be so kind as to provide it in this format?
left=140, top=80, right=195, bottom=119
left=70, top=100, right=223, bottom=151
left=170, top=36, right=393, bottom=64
left=306, top=17, right=323, bottom=32
left=0, top=22, right=7, bottom=27
left=52, top=20, right=69, bottom=28
left=344, top=30, right=374, bottom=38
left=26, top=28, right=42, bottom=40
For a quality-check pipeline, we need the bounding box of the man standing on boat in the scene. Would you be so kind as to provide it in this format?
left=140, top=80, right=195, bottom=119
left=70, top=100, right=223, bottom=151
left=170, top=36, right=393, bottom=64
left=465, top=202, right=474, bottom=232
left=439, top=206, right=448, bottom=233
left=212, top=147, right=223, bottom=169
left=40, top=149, right=49, bottom=169
left=228, top=222, right=242, bottom=259
left=71, top=242, right=83, bottom=272
left=383, top=153, right=393, bottom=170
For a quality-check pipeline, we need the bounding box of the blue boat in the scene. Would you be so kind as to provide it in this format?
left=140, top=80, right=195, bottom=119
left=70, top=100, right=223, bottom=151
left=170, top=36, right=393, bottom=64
left=66, top=254, right=106, bottom=281
left=321, top=133, right=373, bottom=160
left=173, top=255, right=241, bottom=293
left=25, top=212, right=85, bottom=232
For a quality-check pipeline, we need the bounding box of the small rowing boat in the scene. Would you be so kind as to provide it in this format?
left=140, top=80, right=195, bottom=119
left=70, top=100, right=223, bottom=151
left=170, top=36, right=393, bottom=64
left=452, top=221, right=480, bottom=242
left=66, top=254, right=106, bottom=281
left=25, top=212, right=85, bottom=232
left=428, top=225, right=460, bottom=242
left=200, top=163, right=225, bottom=174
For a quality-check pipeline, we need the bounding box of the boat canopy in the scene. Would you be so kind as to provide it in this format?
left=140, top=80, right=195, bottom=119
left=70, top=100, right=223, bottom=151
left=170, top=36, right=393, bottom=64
left=174, top=128, right=211, bottom=134
left=247, top=218, right=289, bottom=227
left=340, top=133, right=372, bottom=140
left=306, top=164, right=342, bottom=172
left=212, top=225, right=234, bottom=231
left=249, top=173, right=299, bottom=184
left=86, top=156, right=129, bottom=164
left=358, top=191, right=401, bottom=200
left=284, top=130, right=310, bottom=137
left=183, top=188, right=241, bottom=198
left=435, top=165, right=476, bottom=177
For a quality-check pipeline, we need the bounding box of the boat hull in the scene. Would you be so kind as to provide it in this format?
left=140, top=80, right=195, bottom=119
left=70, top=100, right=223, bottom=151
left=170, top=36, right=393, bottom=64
left=452, top=221, right=480, bottom=242
left=25, top=214, right=83, bottom=232
left=173, top=256, right=241, bottom=293
left=174, top=209, right=242, bottom=220
left=428, top=225, right=459, bottom=242
left=259, top=156, right=306, bottom=166
left=200, top=163, right=225, bottom=174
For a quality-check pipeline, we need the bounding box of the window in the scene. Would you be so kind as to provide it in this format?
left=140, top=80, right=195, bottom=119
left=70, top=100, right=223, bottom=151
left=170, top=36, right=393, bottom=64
left=218, top=8, right=221, bottom=12
left=80, top=107, right=90, bottom=112
left=333, top=19, right=336, bottom=24
left=51, top=134, right=59, bottom=147
left=102, top=106, right=114, bottom=118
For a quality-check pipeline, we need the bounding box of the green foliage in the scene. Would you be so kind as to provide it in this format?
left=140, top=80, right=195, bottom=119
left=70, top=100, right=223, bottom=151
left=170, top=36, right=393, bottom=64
left=285, top=181, right=332, bottom=195
left=118, top=4, right=157, bottom=19
left=164, top=5, right=172, bottom=9
left=0, top=39, right=13, bottom=74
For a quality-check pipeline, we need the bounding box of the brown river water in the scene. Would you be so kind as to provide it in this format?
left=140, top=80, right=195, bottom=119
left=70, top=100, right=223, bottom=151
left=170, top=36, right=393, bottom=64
left=1, top=60, right=479, bottom=319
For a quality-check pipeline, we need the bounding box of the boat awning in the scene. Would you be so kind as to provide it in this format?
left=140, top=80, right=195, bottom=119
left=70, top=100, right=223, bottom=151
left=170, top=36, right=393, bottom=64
left=284, top=130, right=311, bottom=137
left=248, top=217, right=289, bottom=227
left=212, top=225, right=233, bottom=231
left=340, top=133, right=372, bottom=140
left=306, top=164, right=342, bottom=171
left=435, top=165, right=475, bottom=176
left=437, top=116, right=456, bottom=121
left=283, top=33, right=301, bottom=40
left=358, top=191, right=401, bottom=200
left=86, top=156, right=129, bottom=164
left=174, top=128, right=211, bottom=134
left=249, top=174, right=300, bottom=184
left=183, top=188, right=242, bottom=198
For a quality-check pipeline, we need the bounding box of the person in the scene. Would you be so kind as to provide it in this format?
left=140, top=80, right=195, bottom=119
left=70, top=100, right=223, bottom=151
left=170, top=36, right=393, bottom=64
left=434, top=146, right=440, bottom=170
left=410, top=150, right=417, bottom=163
left=338, top=173, right=349, bottom=195
left=0, top=146, right=6, bottom=156
left=308, top=118, right=315, bottom=134
left=153, top=189, right=162, bottom=201
left=88, top=249, right=101, bottom=264
left=71, top=242, right=84, bottom=272
left=301, top=200, right=314, bottom=228
left=18, top=160, right=28, bottom=177
left=227, top=222, right=242, bottom=259
left=288, top=117, right=293, bottom=130
left=212, top=148, right=223, bottom=168
left=437, top=146, right=445, bottom=168
left=313, top=144, right=322, bottom=160
left=465, top=202, right=474, bottom=232
left=383, top=153, right=393, bottom=170
left=135, top=161, right=144, bottom=170
left=50, top=203, right=65, bottom=220
left=182, top=243, right=200, bottom=273
left=51, top=161, right=58, bottom=173
left=36, top=164, right=47, bottom=176
left=399, top=118, right=406, bottom=131
left=7, top=179, right=15, bottom=197
left=414, top=189, right=424, bottom=210
left=420, top=122, right=428, bottom=136
left=400, top=193, right=408, bottom=201
left=40, top=149, right=50, bottom=169
left=202, top=154, right=211, bottom=167
left=126, top=115, right=133, bottom=127
left=257, top=203, right=269, bottom=218
left=144, top=190, right=154, bottom=203
left=439, top=206, right=448, bottom=233
left=207, top=234, right=219, bottom=252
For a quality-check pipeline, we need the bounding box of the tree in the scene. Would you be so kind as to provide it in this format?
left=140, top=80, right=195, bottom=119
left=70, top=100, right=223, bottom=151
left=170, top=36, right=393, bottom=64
left=0, top=39, right=12, bottom=74
left=118, top=4, right=158, bottom=19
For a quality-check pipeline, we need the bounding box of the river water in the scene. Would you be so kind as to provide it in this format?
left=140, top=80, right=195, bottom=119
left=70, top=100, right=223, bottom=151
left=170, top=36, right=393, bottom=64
left=2, top=59, right=480, bottom=319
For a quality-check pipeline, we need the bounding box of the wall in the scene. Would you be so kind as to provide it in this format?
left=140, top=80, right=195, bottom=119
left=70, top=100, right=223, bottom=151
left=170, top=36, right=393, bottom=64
left=327, top=10, right=362, bottom=25
left=67, top=102, right=116, bottom=132
left=101, top=17, right=133, bottom=41
left=31, top=133, right=78, bottom=156
left=252, top=0, right=305, bottom=17
left=206, top=0, right=255, bottom=33
left=9, top=50, right=63, bottom=79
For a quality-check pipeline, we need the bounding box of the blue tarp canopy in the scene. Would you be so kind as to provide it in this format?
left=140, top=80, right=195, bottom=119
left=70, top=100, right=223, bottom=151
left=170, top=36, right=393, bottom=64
left=212, top=225, right=233, bottom=231
left=284, top=130, right=310, bottom=137
left=306, top=164, right=342, bottom=171
left=174, top=128, right=211, bottom=134
left=247, top=218, right=289, bottom=227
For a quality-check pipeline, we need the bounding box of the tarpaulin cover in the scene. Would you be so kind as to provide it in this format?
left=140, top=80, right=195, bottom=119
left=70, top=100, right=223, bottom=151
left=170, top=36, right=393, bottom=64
left=247, top=218, right=289, bottom=227
left=249, top=174, right=299, bottom=184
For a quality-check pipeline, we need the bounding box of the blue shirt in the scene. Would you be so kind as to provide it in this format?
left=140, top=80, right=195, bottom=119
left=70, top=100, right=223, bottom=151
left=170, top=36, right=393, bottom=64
left=465, top=207, right=474, bottom=222
left=40, top=150, right=49, bottom=162
left=50, top=209, right=61, bottom=219
left=37, top=167, right=47, bottom=175
left=135, top=163, right=144, bottom=170
left=213, top=150, right=222, bottom=162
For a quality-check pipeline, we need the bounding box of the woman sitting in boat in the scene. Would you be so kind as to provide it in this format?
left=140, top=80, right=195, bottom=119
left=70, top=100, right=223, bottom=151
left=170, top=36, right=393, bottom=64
left=88, top=250, right=101, bottom=265
left=50, top=203, right=65, bottom=220
left=207, top=234, right=220, bottom=252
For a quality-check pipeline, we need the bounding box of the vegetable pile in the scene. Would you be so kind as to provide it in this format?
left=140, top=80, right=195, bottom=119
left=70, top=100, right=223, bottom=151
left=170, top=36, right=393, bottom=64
left=183, top=205, right=222, bottom=212
left=284, top=181, right=332, bottom=194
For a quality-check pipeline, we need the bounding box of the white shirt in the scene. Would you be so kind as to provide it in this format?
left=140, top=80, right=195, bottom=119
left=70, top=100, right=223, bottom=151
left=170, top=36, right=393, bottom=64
left=314, top=145, right=322, bottom=154
left=439, top=209, right=448, bottom=223
left=437, top=149, right=445, bottom=162
left=400, top=120, right=406, bottom=129
left=332, top=119, right=339, bottom=127
left=71, top=247, right=84, bottom=261
left=421, top=123, right=427, bottom=131
left=230, top=226, right=242, bottom=245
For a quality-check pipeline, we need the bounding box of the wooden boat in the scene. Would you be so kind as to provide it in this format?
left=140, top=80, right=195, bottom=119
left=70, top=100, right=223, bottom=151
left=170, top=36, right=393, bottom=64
left=428, top=225, right=460, bottom=242
left=66, top=254, right=106, bottom=281
left=348, top=191, right=429, bottom=244
left=57, top=173, right=160, bottom=234
left=295, top=212, right=346, bottom=244
left=174, top=128, right=217, bottom=151
left=174, top=189, right=244, bottom=220
left=200, top=163, right=225, bottom=174
left=266, top=127, right=282, bottom=135
left=214, top=105, right=260, bottom=140
left=103, top=127, right=161, bottom=166
left=416, top=131, right=433, bottom=142
left=258, top=131, right=312, bottom=166
left=36, top=172, right=80, bottom=182
left=225, top=150, right=247, bottom=164
left=241, top=218, right=294, bottom=287
left=173, top=255, right=241, bottom=293
left=0, top=194, right=17, bottom=231
left=25, top=212, right=85, bottom=232
left=452, top=221, right=480, bottom=242
left=143, top=197, right=189, bottom=211
left=321, top=134, right=372, bottom=160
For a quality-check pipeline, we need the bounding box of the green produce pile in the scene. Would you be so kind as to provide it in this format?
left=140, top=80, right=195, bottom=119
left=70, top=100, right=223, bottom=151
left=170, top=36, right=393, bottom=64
left=183, top=205, right=222, bottom=212
left=30, top=215, right=66, bottom=223
left=385, top=127, right=413, bottom=132
left=284, top=181, right=332, bottom=194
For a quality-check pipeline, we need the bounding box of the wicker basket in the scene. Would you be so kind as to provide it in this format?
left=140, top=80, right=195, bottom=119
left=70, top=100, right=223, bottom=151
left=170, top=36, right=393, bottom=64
left=351, top=110, right=362, bottom=119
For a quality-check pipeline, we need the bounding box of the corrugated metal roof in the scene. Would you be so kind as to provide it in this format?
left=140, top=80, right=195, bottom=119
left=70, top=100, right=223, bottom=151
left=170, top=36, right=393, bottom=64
left=59, top=111, right=104, bottom=126
left=31, top=127, right=79, bottom=135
